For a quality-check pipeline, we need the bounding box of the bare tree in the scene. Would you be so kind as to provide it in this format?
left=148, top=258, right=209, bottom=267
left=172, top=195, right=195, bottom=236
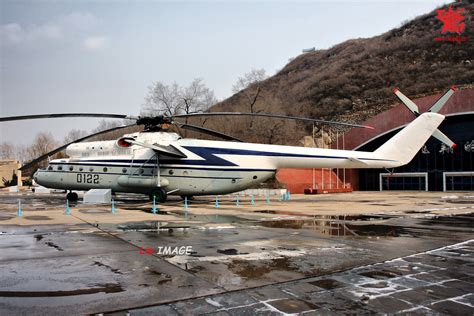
left=143, top=82, right=183, bottom=116
left=182, top=78, right=217, bottom=115
left=232, top=68, right=268, bottom=94
left=0, top=142, right=15, bottom=159
left=232, top=68, right=268, bottom=127
left=64, top=129, right=88, bottom=144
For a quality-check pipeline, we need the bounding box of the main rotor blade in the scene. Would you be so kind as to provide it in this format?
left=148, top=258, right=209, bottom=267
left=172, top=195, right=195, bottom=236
left=20, top=123, right=136, bottom=171
left=0, top=113, right=130, bottom=122
left=173, top=112, right=374, bottom=129
left=428, top=86, right=456, bottom=113
left=176, top=122, right=243, bottom=142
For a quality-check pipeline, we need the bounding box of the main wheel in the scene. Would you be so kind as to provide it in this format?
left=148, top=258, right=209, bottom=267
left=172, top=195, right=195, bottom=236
left=66, top=192, right=78, bottom=202
left=150, top=188, right=167, bottom=203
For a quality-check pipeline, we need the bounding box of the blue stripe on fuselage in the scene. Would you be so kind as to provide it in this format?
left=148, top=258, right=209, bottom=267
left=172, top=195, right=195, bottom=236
left=59, top=146, right=397, bottom=167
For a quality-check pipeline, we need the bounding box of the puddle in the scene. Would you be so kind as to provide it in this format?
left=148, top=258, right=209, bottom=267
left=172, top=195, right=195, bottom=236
left=93, top=261, right=122, bottom=274
left=310, top=278, right=347, bottom=290
left=217, top=248, right=249, bottom=255
left=0, top=283, right=123, bottom=297
left=359, top=269, right=402, bottom=279
left=80, top=209, right=110, bottom=214
left=229, top=257, right=295, bottom=278
left=268, top=298, right=318, bottom=313
left=45, top=241, right=63, bottom=251
left=420, top=214, right=474, bottom=228
left=23, top=215, right=51, bottom=221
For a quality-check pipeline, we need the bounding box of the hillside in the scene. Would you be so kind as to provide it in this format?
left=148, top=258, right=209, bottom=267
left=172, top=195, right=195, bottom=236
left=197, top=1, right=473, bottom=145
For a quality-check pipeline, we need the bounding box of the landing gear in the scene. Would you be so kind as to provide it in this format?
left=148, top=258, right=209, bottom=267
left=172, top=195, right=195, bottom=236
left=180, top=195, right=194, bottom=200
left=66, top=191, right=78, bottom=202
left=150, top=188, right=167, bottom=203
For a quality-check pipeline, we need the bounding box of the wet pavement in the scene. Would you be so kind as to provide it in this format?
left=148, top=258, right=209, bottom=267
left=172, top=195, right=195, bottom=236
left=0, top=191, right=473, bottom=314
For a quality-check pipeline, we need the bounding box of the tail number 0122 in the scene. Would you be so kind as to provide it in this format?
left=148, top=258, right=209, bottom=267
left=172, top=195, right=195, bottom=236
left=77, top=173, right=99, bottom=184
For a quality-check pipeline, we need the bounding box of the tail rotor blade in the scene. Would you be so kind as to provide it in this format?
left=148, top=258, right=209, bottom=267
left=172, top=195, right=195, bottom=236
left=428, top=86, right=456, bottom=113
left=393, top=88, right=420, bottom=115
left=432, top=129, right=456, bottom=149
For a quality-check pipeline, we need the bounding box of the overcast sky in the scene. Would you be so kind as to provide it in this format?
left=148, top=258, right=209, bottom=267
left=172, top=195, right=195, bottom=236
left=1, top=0, right=448, bottom=146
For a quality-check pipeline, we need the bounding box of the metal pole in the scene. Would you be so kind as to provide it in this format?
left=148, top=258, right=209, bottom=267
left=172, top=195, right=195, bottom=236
left=336, top=130, right=339, bottom=189
left=321, top=126, right=324, bottom=190
left=343, top=133, right=346, bottom=188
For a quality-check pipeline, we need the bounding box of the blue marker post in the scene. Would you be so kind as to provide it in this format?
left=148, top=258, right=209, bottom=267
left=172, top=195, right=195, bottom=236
left=236, top=194, right=240, bottom=207
left=184, top=196, right=188, bottom=218
left=111, top=198, right=116, bottom=214
left=266, top=193, right=270, bottom=205
left=17, top=200, right=22, bottom=217
left=288, top=191, right=291, bottom=200
left=215, top=195, right=219, bottom=209
left=152, top=195, right=157, bottom=214
left=251, top=194, right=255, bottom=205
left=65, top=199, right=70, bottom=215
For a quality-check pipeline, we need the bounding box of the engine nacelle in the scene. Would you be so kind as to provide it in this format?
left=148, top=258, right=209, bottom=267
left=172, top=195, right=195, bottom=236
left=116, top=137, right=134, bottom=148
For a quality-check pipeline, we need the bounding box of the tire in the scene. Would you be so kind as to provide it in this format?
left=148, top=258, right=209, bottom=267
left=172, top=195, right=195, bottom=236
left=66, top=192, right=78, bottom=202
left=150, top=188, right=167, bottom=203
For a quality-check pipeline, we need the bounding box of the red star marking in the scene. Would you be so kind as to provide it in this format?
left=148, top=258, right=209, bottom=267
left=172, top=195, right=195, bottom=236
left=436, top=6, right=465, bottom=35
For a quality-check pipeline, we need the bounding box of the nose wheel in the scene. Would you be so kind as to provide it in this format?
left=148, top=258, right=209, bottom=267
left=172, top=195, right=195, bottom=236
left=150, top=188, right=167, bottom=203
left=66, top=191, right=78, bottom=202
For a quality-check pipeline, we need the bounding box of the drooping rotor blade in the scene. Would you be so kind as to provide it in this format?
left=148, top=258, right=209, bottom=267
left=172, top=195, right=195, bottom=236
left=123, top=139, right=187, bottom=158
left=432, top=129, right=456, bottom=149
left=19, top=123, right=136, bottom=171
left=0, top=113, right=131, bottom=122
left=394, top=88, right=420, bottom=115
left=176, top=122, right=243, bottom=142
left=173, top=112, right=374, bottom=129
left=428, top=86, right=456, bottom=113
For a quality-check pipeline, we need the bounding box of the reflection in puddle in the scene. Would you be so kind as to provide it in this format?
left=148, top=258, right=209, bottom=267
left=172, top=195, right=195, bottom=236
left=0, top=283, right=123, bottom=297
left=229, top=257, right=295, bottom=278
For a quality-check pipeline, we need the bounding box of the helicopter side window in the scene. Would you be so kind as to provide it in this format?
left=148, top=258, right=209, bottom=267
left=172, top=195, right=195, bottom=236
left=89, top=167, right=94, bottom=172
left=122, top=168, right=127, bottom=173
left=57, top=166, right=63, bottom=171
left=69, top=166, right=74, bottom=171
left=48, top=166, right=53, bottom=171
left=103, top=167, right=108, bottom=172
left=79, top=167, right=84, bottom=172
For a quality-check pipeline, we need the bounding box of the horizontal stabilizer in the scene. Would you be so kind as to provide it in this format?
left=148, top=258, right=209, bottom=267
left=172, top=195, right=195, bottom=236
left=348, top=157, right=369, bottom=166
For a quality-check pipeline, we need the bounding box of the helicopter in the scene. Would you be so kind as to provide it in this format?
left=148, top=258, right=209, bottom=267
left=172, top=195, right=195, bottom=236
left=0, top=87, right=454, bottom=202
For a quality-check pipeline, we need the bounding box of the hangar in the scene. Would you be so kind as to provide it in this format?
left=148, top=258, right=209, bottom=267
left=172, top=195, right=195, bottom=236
left=343, top=87, right=474, bottom=192
left=277, top=87, right=474, bottom=192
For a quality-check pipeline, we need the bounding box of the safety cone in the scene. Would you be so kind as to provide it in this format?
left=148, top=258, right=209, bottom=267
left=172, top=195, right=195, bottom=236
left=152, top=196, right=157, bottom=214
left=111, top=198, right=115, bottom=214
left=65, top=199, right=70, bottom=215
left=184, top=196, right=188, bottom=218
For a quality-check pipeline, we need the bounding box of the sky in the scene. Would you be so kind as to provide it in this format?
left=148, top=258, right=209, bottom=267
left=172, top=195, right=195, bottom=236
left=1, top=0, right=449, bottom=146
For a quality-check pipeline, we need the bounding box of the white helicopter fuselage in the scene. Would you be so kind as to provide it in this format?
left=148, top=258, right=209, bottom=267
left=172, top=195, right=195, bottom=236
left=34, top=113, right=445, bottom=196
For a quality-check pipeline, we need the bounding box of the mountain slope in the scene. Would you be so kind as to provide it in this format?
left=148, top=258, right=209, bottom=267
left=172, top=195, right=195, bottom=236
left=199, top=1, right=473, bottom=145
